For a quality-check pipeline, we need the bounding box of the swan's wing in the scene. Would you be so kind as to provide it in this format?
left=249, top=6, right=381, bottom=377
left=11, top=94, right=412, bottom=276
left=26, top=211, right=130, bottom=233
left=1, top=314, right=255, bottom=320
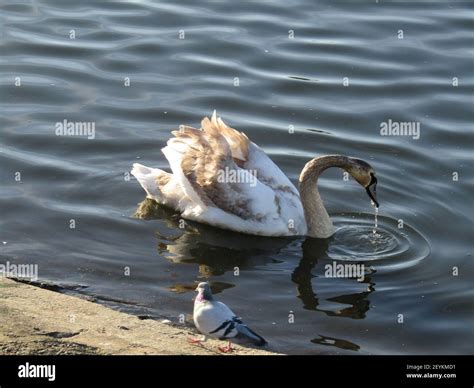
left=161, top=115, right=280, bottom=222
left=211, top=114, right=305, bottom=233
left=213, top=112, right=299, bottom=197
left=210, top=111, right=249, bottom=166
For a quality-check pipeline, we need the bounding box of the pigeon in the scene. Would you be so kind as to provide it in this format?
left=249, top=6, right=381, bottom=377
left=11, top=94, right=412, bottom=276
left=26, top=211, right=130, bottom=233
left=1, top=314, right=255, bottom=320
left=190, top=282, right=267, bottom=353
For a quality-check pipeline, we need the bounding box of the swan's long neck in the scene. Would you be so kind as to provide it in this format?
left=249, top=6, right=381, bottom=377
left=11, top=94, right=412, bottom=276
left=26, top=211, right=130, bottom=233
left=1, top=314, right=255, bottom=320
left=299, top=155, right=350, bottom=238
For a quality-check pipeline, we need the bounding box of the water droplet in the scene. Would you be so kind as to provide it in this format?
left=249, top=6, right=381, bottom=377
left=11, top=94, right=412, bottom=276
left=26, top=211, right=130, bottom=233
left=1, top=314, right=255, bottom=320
left=371, top=201, right=379, bottom=236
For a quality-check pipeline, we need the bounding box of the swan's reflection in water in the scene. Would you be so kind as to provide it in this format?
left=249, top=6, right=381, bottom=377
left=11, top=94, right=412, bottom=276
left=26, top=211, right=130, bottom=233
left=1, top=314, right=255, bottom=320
left=294, top=238, right=375, bottom=319
left=135, top=199, right=290, bottom=279
left=135, top=199, right=376, bottom=351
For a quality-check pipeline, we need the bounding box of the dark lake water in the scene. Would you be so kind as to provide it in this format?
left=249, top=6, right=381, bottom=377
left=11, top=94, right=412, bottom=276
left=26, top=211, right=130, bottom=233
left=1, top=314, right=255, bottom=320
left=1, top=0, right=473, bottom=354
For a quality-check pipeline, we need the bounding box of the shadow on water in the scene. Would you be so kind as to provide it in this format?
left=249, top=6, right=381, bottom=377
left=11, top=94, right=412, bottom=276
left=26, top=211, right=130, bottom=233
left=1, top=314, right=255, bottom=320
left=311, top=335, right=360, bottom=352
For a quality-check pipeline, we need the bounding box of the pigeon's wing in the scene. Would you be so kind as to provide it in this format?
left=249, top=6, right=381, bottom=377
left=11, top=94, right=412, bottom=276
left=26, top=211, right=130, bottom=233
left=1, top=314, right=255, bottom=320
left=194, top=300, right=267, bottom=346
left=208, top=304, right=267, bottom=346
left=209, top=316, right=240, bottom=339
left=194, top=301, right=236, bottom=337
left=234, top=323, right=267, bottom=346
left=209, top=316, right=267, bottom=346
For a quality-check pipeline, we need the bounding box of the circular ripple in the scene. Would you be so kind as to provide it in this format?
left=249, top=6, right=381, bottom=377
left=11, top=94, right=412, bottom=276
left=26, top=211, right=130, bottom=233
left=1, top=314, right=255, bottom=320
left=327, top=213, right=430, bottom=270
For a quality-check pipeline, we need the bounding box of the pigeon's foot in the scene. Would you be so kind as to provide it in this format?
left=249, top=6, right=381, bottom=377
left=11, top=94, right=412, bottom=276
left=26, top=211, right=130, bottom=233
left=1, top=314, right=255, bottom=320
left=187, top=336, right=204, bottom=346
left=218, top=341, right=234, bottom=353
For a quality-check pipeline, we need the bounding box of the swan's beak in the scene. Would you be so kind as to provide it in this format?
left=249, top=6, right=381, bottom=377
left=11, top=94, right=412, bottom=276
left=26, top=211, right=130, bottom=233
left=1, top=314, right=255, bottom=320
left=366, top=175, right=379, bottom=207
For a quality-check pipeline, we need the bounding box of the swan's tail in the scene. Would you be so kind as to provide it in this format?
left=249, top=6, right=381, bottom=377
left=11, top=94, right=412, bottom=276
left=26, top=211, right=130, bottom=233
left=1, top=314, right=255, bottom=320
left=131, top=163, right=171, bottom=202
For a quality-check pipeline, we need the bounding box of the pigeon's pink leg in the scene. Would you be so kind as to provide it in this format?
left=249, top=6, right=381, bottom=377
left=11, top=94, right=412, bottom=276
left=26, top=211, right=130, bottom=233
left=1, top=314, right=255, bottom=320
left=218, top=341, right=234, bottom=353
left=187, top=336, right=204, bottom=346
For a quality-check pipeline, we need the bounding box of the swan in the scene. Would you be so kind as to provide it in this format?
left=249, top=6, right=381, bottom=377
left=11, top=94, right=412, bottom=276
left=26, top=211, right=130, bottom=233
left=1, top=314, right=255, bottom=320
left=131, top=111, right=378, bottom=238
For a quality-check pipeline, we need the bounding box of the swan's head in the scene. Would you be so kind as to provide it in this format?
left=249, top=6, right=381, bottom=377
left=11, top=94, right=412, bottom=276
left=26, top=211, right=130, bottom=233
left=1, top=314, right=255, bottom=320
left=346, top=158, right=379, bottom=207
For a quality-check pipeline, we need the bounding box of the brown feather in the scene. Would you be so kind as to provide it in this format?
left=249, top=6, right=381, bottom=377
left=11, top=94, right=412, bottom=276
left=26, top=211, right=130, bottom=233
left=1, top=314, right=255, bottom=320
left=169, top=115, right=256, bottom=219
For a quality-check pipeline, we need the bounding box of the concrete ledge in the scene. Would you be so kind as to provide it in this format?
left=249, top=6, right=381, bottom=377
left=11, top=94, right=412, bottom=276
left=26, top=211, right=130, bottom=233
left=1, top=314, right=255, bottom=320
left=0, top=278, right=278, bottom=355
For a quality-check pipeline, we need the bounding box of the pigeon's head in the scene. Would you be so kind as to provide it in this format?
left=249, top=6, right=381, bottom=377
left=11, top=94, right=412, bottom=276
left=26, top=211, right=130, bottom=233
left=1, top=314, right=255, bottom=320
left=195, top=282, right=213, bottom=301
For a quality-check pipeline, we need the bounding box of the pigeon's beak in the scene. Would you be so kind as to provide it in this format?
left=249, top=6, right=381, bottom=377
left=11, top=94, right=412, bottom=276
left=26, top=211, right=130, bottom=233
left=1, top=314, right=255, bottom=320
left=195, top=286, right=199, bottom=292
left=366, top=175, right=378, bottom=208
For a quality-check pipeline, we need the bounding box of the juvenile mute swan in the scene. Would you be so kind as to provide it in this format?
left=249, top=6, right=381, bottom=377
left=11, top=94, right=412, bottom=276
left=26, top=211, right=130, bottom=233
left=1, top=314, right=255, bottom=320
left=131, top=111, right=378, bottom=238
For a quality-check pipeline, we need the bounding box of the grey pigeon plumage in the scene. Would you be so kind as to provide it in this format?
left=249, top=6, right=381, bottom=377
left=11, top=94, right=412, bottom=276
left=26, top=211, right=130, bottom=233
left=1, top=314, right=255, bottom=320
left=191, top=282, right=267, bottom=352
